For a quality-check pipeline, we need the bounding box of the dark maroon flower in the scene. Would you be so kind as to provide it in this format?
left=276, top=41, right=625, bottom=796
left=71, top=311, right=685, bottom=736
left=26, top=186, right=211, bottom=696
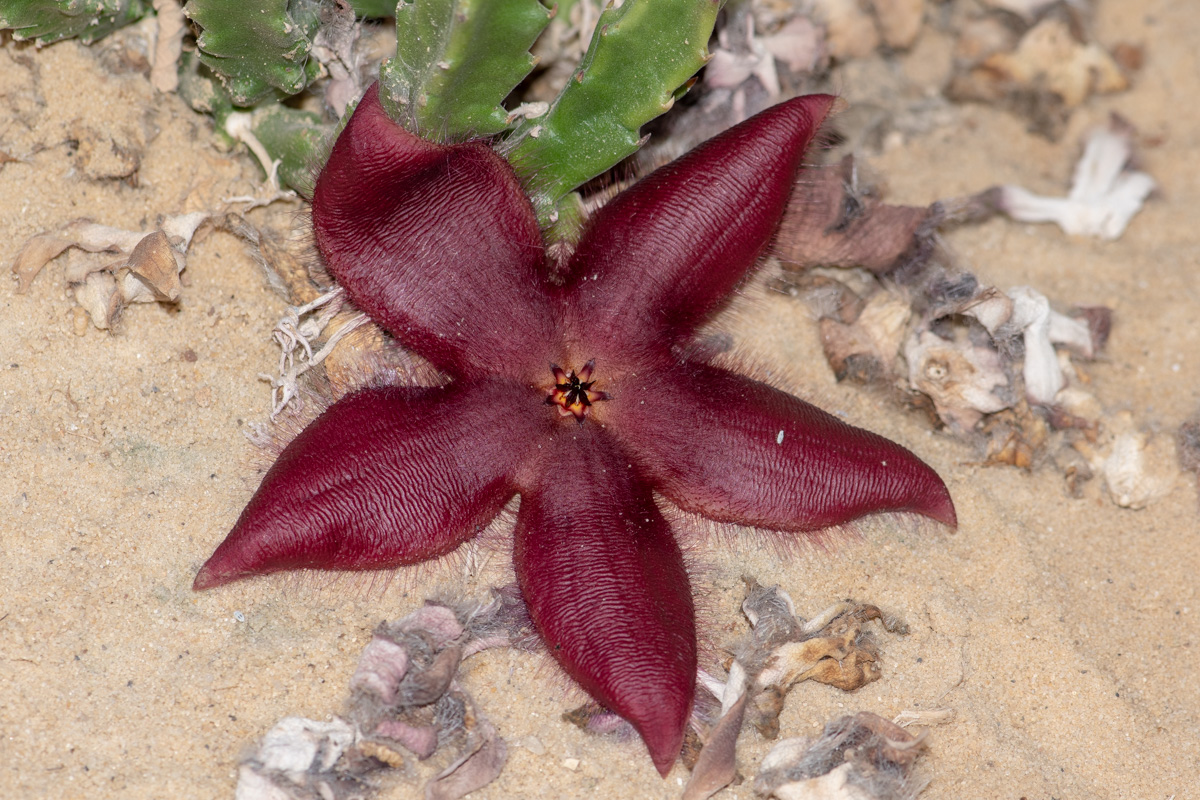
left=194, top=84, right=955, bottom=775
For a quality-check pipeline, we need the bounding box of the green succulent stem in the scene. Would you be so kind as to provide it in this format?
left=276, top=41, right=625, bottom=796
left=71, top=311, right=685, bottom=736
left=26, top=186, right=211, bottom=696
left=183, top=0, right=323, bottom=106
left=348, top=0, right=398, bottom=17
left=0, top=0, right=148, bottom=44
left=379, top=0, right=552, bottom=138
left=507, top=0, right=719, bottom=229
left=250, top=106, right=333, bottom=198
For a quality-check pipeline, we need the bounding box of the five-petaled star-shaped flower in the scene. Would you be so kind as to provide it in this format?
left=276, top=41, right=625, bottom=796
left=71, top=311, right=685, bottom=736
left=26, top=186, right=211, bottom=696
left=194, top=83, right=956, bottom=775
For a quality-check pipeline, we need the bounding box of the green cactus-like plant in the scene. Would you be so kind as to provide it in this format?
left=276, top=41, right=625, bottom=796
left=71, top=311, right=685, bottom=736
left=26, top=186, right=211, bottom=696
left=0, top=0, right=148, bottom=44
left=508, top=0, right=719, bottom=227
left=347, top=0, right=398, bottom=18
left=183, top=0, right=323, bottom=106
left=1, top=0, right=722, bottom=228
left=379, top=0, right=552, bottom=137
left=376, top=0, right=719, bottom=230
left=250, top=105, right=333, bottom=197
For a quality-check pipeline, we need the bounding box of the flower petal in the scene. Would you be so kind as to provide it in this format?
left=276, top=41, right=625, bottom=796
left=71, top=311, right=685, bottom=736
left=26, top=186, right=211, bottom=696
left=607, top=362, right=957, bottom=531
left=563, top=93, right=835, bottom=355
left=194, top=378, right=542, bottom=589
left=513, top=427, right=696, bottom=776
left=311, top=83, right=555, bottom=378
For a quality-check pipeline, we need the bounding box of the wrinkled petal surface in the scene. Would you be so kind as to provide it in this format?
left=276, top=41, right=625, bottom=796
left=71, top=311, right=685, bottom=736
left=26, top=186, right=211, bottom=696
left=312, top=83, right=555, bottom=378
left=513, top=427, right=696, bottom=776
left=198, top=81, right=957, bottom=781
left=195, top=379, right=543, bottom=589
left=606, top=362, right=956, bottom=531
left=563, top=94, right=835, bottom=358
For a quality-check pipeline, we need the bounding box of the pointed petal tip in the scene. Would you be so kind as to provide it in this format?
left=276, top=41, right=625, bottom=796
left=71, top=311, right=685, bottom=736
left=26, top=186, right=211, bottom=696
left=191, top=556, right=241, bottom=591
left=902, top=454, right=957, bottom=530
left=896, top=461, right=956, bottom=530
left=645, top=725, right=686, bottom=777
left=922, top=482, right=958, bottom=530
left=191, top=565, right=221, bottom=592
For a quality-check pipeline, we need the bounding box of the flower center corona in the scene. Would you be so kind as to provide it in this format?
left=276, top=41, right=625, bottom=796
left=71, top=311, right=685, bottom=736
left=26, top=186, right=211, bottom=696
left=546, top=360, right=608, bottom=421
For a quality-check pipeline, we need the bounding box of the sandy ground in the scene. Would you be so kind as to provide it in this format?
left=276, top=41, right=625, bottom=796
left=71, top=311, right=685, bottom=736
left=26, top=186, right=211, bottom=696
left=2, top=2, right=1198, bottom=798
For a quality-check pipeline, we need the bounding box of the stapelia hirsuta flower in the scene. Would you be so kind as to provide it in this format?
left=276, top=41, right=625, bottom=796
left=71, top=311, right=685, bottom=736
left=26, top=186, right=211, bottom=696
left=194, top=83, right=956, bottom=776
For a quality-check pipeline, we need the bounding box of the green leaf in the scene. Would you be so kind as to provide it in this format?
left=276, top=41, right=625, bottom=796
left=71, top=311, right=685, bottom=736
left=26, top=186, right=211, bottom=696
left=0, top=0, right=148, bottom=44
left=184, top=0, right=323, bottom=106
left=379, top=0, right=551, bottom=137
left=508, top=0, right=719, bottom=227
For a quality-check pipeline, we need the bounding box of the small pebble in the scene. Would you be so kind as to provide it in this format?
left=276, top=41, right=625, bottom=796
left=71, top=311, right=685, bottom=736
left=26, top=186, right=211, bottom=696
left=562, top=757, right=580, bottom=771
left=519, top=736, right=546, bottom=756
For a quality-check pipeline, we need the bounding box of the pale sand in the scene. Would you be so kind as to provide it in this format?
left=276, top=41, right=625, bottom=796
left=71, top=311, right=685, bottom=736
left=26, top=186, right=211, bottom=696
left=2, top=2, right=1197, bottom=797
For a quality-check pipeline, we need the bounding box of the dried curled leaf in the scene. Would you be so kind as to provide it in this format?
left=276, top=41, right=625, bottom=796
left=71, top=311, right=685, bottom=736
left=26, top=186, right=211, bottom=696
left=749, top=598, right=901, bottom=739
left=777, top=156, right=935, bottom=276
left=11, top=213, right=209, bottom=329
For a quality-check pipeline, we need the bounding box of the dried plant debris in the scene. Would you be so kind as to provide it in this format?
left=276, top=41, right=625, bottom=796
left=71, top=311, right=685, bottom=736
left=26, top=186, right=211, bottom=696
left=1179, top=412, right=1200, bottom=477
left=753, top=712, right=928, bottom=800
left=150, top=0, right=186, bottom=93
left=682, top=579, right=909, bottom=800
left=10, top=208, right=313, bottom=333
left=777, top=157, right=934, bottom=277
left=11, top=213, right=209, bottom=329
left=774, top=111, right=1175, bottom=507
left=237, top=590, right=536, bottom=800
left=1096, top=412, right=1181, bottom=510
left=947, top=8, right=1133, bottom=139
left=811, top=0, right=926, bottom=59
left=984, top=117, right=1156, bottom=240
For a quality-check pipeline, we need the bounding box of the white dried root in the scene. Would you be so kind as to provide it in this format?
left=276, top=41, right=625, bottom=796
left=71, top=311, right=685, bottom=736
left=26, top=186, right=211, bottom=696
left=707, top=13, right=781, bottom=96
left=903, top=281, right=1107, bottom=438
left=995, top=120, right=1156, bottom=240
left=222, top=112, right=296, bottom=208
left=259, top=286, right=368, bottom=418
